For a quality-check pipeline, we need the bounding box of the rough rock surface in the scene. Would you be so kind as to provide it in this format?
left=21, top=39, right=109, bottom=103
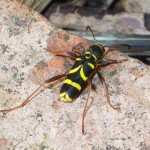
left=0, top=0, right=150, bottom=150
left=121, top=0, right=150, bottom=13
left=49, top=12, right=150, bottom=35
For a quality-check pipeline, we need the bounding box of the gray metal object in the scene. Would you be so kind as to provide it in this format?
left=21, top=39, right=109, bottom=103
left=69, top=31, right=150, bottom=64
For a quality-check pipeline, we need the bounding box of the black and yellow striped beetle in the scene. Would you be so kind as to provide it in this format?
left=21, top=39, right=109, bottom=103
left=0, top=26, right=127, bottom=135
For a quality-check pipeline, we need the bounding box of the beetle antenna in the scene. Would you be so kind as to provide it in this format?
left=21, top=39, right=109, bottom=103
left=86, top=26, right=98, bottom=43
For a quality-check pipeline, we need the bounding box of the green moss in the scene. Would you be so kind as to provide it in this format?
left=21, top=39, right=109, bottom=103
left=63, top=34, right=70, bottom=41
left=101, top=68, right=120, bottom=77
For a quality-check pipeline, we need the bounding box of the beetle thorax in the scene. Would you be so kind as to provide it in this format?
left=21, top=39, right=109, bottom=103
left=84, top=44, right=105, bottom=62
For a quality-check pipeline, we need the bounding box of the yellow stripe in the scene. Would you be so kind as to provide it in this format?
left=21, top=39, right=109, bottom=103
left=85, top=51, right=91, bottom=55
left=85, top=51, right=97, bottom=60
left=64, top=79, right=81, bottom=91
left=92, top=54, right=97, bottom=60
left=76, top=58, right=81, bottom=61
left=60, top=92, right=66, bottom=99
left=80, top=66, right=88, bottom=81
left=85, top=51, right=91, bottom=59
left=69, top=65, right=81, bottom=74
left=88, top=62, right=95, bottom=69
left=60, top=92, right=72, bottom=102
left=96, top=43, right=105, bottom=52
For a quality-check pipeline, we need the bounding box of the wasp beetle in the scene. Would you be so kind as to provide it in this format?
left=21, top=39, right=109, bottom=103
left=0, top=26, right=128, bottom=134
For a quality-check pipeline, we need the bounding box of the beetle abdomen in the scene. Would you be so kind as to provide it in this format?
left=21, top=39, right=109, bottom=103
left=60, top=58, right=96, bottom=102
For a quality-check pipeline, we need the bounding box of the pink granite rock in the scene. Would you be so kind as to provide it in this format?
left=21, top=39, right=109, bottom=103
left=0, top=0, right=150, bottom=150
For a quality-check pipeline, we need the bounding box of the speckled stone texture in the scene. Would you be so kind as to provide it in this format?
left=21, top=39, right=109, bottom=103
left=0, top=0, right=150, bottom=150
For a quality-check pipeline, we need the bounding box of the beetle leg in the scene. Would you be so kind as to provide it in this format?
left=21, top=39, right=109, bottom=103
left=46, top=49, right=79, bottom=61
left=97, top=72, right=120, bottom=110
left=45, top=48, right=66, bottom=56
left=72, top=43, right=85, bottom=55
left=53, top=54, right=77, bottom=61
left=0, top=74, right=67, bottom=114
left=52, top=50, right=80, bottom=61
left=107, top=44, right=130, bottom=51
left=91, top=82, right=97, bottom=92
left=67, top=51, right=79, bottom=58
left=101, top=58, right=128, bottom=67
left=82, top=80, right=93, bottom=135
